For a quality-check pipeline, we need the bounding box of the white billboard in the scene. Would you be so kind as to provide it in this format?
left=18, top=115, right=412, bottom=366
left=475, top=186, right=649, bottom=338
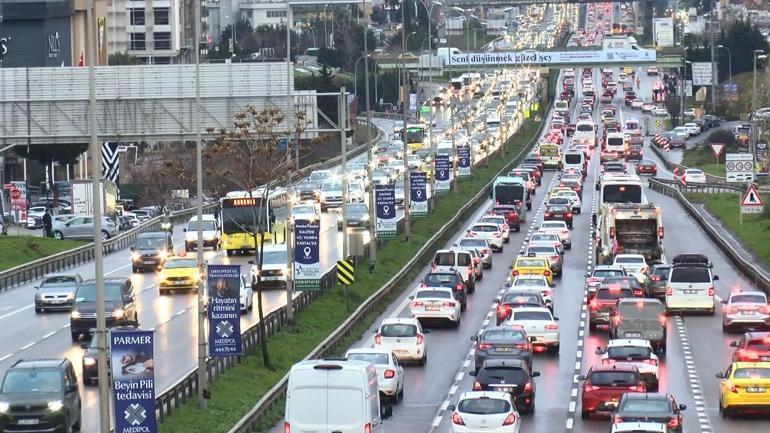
left=445, top=49, right=657, bottom=67
left=691, top=62, right=713, bottom=86
left=653, top=18, right=675, bottom=47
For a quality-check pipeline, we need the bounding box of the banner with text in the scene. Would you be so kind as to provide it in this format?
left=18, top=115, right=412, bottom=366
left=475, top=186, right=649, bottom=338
left=409, top=171, right=428, bottom=218
left=434, top=154, right=452, bottom=194
left=207, top=265, right=243, bottom=356
left=375, top=184, right=397, bottom=239
left=294, top=221, right=321, bottom=290
left=447, top=49, right=656, bottom=67
left=457, top=146, right=472, bottom=178
left=110, top=329, right=157, bottom=433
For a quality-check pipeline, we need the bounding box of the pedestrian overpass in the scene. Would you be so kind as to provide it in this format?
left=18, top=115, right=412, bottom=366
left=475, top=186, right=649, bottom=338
left=442, top=0, right=654, bottom=6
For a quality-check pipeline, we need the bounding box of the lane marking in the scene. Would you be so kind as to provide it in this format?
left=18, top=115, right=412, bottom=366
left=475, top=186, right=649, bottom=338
left=675, top=315, right=713, bottom=433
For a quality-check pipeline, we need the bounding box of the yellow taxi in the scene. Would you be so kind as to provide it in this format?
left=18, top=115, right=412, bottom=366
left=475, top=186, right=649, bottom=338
left=158, top=256, right=201, bottom=294
left=511, top=253, right=553, bottom=285
left=623, top=66, right=634, bottom=75
left=717, top=361, right=770, bottom=417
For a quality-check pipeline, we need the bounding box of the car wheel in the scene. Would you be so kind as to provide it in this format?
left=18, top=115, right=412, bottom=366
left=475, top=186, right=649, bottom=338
left=35, top=306, right=43, bottom=314
left=54, top=231, right=64, bottom=240
left=548, top=344, right=560, bottom=355
left=487, top=262, right=493, bottom=270
left=101, top=231, right=110, bottom=241
left=398, top=384, right=404, bottom=401
left=581, top=409, right=589, bottom=420
left=722, top=322, right=728, bottom=333
left=454, top=315, right=461, bottom=328
left=504, top=237, right=510, bottom=244
left=82, top=375, right=93, bottom=387
left=419, top=353, right=427, bottom=366
left=71, top=331, right=79, bottom=342
left=226, top=250, right=233, bottom=257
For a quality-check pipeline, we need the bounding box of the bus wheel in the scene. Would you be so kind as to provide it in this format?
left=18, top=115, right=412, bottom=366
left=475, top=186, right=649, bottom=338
left=226, top=250, right=233, bottom=257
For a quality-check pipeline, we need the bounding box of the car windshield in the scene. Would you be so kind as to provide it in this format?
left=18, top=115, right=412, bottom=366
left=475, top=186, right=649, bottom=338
left=164, top=259, right=198, bottom=269
left=187, top=220, right=217, bottom=231
left=380, top=324, right=417, bottom=337
left=605, top=277, right=640, bottom=289
left=261, top=250, right=287, bottom=265
left=424, top=274, right=458, bottom=285
left=541, top=222, right=565, bottom=229
left=459, top=239, right=487, bottom=248
left=473, top=225, right=498, bottom=232
left=135, top=237, right=166, bottom=249
left=76, top=283, right=123, bottom=302
left=514, top=278, right=546, bottom=287
left=293, top=205, right=315, bottom=214
left=1, top=369, right=62, bottom=393
left=41, top=276, right=77, bottom=285
left=617, top=302, right=665, bottom=317
left=593, top=269, right=625, bottom=278
left=607, top=346, right=653, bottom=359
left=589, top=371, right=637, bottom=386
left=615, top=257, right=645, bottom=264
left=345, top=204, right=368, bottom=214
left=478, top=367, right=527, bottom=383
left=747, top=340, right=770, bottom=351
left=530, top=234, right=558, bottom=242
left=503, top=294, right=541, bottom=305
left=512, top=311, right=551, bottom=321
left=652, top=267, right=670, bottom=277
left=596, top=288, right=634, bottom=299
left=733, top=368, right=770, bottom=379
left=415, top=290, right=452, bottom=299
left=731, top=294, right=766, bottom=304
left=620, top=399, right=671, bottom=413
left=322, top=182, right=342, bottom=191
left=482, top=329, right=526, bottom=342
left=346, top=353, right=389, bottom=365
left=434, top=253, right=455, bottom=266
left=528, top=246, right=555, bottom=254
left=548, top=205, right=570, bottom=213
left=481, top=217, right=504, bottom=225
left=670, top=268, right=711, bottom=283
left=517, top=259, right=544, bottom=267
left=458, top=398, right=511, bottom=415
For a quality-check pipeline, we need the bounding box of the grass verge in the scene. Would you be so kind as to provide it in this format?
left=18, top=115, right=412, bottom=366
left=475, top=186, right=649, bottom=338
left=686, top=193, right=770, bottom=266
left=158, top=119, right=543, bottom=433
left=0, top=236, right=84, bottom=272
left=681, top=145, right=726, bottom=177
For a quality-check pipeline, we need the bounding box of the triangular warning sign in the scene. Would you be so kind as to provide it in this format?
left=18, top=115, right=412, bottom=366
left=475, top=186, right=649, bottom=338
left=710, top=143, right=726, bottom=158
left=740, top=185, right=763, bottom=206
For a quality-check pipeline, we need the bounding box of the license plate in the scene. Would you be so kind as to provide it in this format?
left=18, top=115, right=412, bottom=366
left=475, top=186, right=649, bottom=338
left=496, top=347, right=512, bottom=352
left=762, top=356, right=770, bottom=361
left=426, top=305, right=440, bottom=311
left=746, top=387, right=766, bottom=393
left=741, top=310, right=756, bottom=316
left=262, top=276, right=280, bottom=281
left=174, top=281, right=186, bottom=285
left=394, top=350, right=408, bottom=356
left=684, top=290, right=698, bottom=295
left=143, top=260, right=154, bottom=265
left=625, top=332, right=642, bottom=337
left=18, top=419, right=39, bottom=425
left=496, top=387, right=514, bottom=392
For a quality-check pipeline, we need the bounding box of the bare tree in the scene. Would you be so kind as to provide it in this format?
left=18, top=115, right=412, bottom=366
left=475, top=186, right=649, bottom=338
left=204, top=106, right=307, bottom=369
left=128, top=147, right=192, bottom=208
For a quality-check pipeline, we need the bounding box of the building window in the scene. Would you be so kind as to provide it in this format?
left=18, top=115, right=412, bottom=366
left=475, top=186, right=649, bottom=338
left=154, top=8, right=170, bottom=25
left=130, top=33, right=146, bottom=50
left=129, top=8, right=145, bottom=25
left=266, top=10, right=287, bottom=18
left=154, top=32, right=171, bottom=50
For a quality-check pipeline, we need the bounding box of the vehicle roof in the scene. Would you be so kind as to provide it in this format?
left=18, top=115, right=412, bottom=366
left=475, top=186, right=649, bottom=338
left=187, top=214, right=216, bottom=221
left=137, top=232, right=168, bottom=239
left=11, top=359, right=68, bottom=370
left=509, top=306, right=552, bottom=314
left=606, top=339, right=653, bottom=348
left=345, top=347, right=393, bottom=356
left=481, top=358, right=528, bottom=369
left=590, top=362, right=639, bottom=372
left=729, top=290, right=767, bottom=299
left=730, top=361, right=770, bottom=368
left=380, top=317, right=420, bottom=326
left=457, top=391, right=513, bottom=402
left=621, top=392, right=671, bottom=401
left=415, top=286, right=453, bottom=293
left=616, top=298, right=664, bottom=306
left=42, top=272, right=81, bottom=278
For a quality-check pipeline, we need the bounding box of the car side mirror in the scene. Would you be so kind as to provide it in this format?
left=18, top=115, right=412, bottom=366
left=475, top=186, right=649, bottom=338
left=679, top=404, right=687, bottom=411
left=550, top=283, right=556, bottom=288
left=129, top=246, right=134, bottom=251
left=408, top=295, right=414, bottom=300
left=470, top=335, right=478, bottom=341
left=530, top=336, right=536, bottom=343
left=721, top=299, right=727, bottom=304
left=713, top=275, right=719, bottom=281
left=34, top=285, right=40, bottom=290
left=381, top=404, right=393, bottom=420
left=183, top=228, right=187, bottom=232
left=372, top=329, right=378, bottom=334
left=447, top=404, right=456, bottom=411
left=595, top=347, right=604, bottom=355
left=423, top=329, right=431, bottom=334
left=577, top=375, right=586, bottom=381
left=584, top=272, right=591, bottom=278
left=494, top=298, right=501, bottom=304
left=531, top=371, right=541, bottom=378
left=715, top=372, right=724, bottom=379
left=248, top=260, right=255, bottom=265
left=729, top=341, right=738, bottom=347
left=468, top=370, right=477, bottom=377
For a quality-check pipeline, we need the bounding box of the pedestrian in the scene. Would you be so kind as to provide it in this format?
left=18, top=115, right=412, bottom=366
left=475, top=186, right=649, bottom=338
left=42, top=208, right=52, bottom=238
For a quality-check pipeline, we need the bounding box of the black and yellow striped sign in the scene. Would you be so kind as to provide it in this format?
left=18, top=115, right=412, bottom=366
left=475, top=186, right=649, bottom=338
left=336, top=259, right=355, bottom=286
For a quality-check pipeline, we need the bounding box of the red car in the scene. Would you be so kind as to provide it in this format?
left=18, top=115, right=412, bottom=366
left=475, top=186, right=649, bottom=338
left=491, top=205, right=522, bottom=232
left=730, top=331, right=770, bottom=362
left=522, top=156, right=543, bottom=173
left=625, top=145, right=643, bottom=161
left=624, top=92, right=637, bottom=106
left=566, top=123, right=576, bottom=136
left=580, top=364, right=646, bottom=419
left=636, top=160, right=657, bottom=175
left=544, top=204, right=574, bottom=228
left=589, top=285, right=635, bottom=330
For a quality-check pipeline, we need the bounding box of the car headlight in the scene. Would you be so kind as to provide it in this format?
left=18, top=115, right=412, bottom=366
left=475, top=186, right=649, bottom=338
left=66, top=292, right=75, bottom=300
left=132, top=252, right=140, bottom=261
left=159, top=250, right=169, bottom=260
left=35, top=292, right=42, bottom=299
left=71, top=311, right=81, bottom=319
left=112, top=308, right=125, bottom=319
left=0, top=401, right=9, bottom=413
left=47, top=400, right=64, bottom=412
left=362, top=214, right=369, bottom=221
left=83, top=357, right=96, bottom=367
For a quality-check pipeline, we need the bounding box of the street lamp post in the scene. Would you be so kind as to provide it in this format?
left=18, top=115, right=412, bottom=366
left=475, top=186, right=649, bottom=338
left=680, top=47, right=690, bottom=124
left=354, top=54, right=370, bottom=97
left=753, top=50, right=766, bottom=113
left=417, top=0, right=443, bottom=147
left=400, top=0, right=412, bottom=240
left=225, top=15, right=237, bottom=56
left=362, top=0, right=376, bottom=270
left=718, top=45, right=732, bottom=84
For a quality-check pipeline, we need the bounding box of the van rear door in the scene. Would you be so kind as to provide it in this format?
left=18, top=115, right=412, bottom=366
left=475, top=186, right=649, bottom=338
left=288, top=366, right=369, bottom=433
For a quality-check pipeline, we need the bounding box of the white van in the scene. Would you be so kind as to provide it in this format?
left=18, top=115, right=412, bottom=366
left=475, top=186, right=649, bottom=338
left=624, top=118, right=641, bottom=134
left=432, top=249, right=476, bottom=291
left=554, top=100, right=569, bottom=111
left=573, top=121, right=597, bottom=148
left=562, top=150, right=586, bottom=173
left=285, top=360, right=391, bottom=433
left=665, top=254, right=719, bottom=315
left=184, top=214, right=220, bottom=251
left=605, top=132, right=627, bottom=155
left=486, top=116, right=501, bottom=133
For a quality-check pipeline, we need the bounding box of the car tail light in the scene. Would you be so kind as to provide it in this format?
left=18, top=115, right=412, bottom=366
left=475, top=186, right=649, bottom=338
left=512, top=270, right=520, bottom=277
left=727, top=305, right=739, bottom=314
left=666, top=286, right=672, bottom=296
left=284, top=422, right=291, bottom=433
left=493, top=232, right=502, bottom=238
left=643, top=359, right=658, bottom=366
left=614, top=417, right=623, bottom=424
left=416, top=333, right=424, bottom=345
left=544, top=270, right=551, bottom=277
left=659, top=315, right=667, bottom=326
left=651, top=275, right=661, bottom=281
left=542, top=290, right=552, bottom=298
left=567, top=212, right=573, bottom=218
left=419, top=283, right=427, bottom=288
left=514, top=343, right=530, bottom=351
left=478, top=343, right=492, bottom=351
left=364, top=422, right=371, bottom=433
left=545, top=323, right=559, bottom=331
left=561, top=229, right=569, bottom=235
left=584, top=385, right=599, bottom=392
left=602, top=358, right=616, bottom=365
left=610, top=227, right=616, bottom=237
left=551, top=255, right=560, bottom=261
left=631, top=383, right=645, bottom=392
left=502, top=413, right=517, bottom=426
left=728, top=384, right=738, bottom=393
left=658, top=227, right=664, bottom=239
left=456, top=284, right=463, bottom=292
left=384, top=369, right=396, bottom=379
left=472, top=381, right=482, bottom=391
left=634, top=289, right=643, bottom=297
left=668, top=418, right=679, bottom=429
left=473, top=257, right=480, bottom=265
left=554, top=242, right=561, bottom=248
left=443, top=301, right=457, bottom=307
left=484, top=248, right=492, bottom=256
left=468, top=231, right=477, bottom=237
left=410, top=301, right=424, bottom=308
left=738, top=350, right=759, bottom=361
left=544, top=212, right=552, bottom=217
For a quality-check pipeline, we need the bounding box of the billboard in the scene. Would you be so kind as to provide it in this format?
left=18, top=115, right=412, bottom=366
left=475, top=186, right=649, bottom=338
left=294, top=220, right=321, bottom=290
left=409, top=171, right=428, bottom=218
left=434, top=154, right=452, bottom=194
left=457, top=146, right=472, bottom=178
left=207, top=264, right=243, bottom=356
left=110, top=329, right=157, bottom=433
left=446, top=49, right=656, bottom=67
left=375, top=184, right=397, bottom=239
left=653, top=17, right=675, bottom=47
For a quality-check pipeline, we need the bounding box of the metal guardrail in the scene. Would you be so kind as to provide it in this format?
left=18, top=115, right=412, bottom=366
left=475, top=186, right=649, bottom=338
left=647, top=178, right=770, bottom=293
left=226, top=103, right=551, bottom=433
left=649, top=177, right=743, bottom=194
left=0, top=204, right=216, bottom=291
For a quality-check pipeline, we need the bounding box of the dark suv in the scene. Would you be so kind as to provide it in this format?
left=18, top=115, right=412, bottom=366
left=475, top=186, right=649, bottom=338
left=131, top=231, right=174, bottom=272
left=81, top=326, right=138, bottom=385
left=70, top=278, right=138, bottom=341
left=0, top=359, right=81, bottom=433
left=420, top=271, right=468, bottom=310
left=470, top=359, right=540, bottom=414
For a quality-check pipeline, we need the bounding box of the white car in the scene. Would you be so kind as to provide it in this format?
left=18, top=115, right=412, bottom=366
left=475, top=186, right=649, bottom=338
left=525, top=243, right=563, bottom=276
left=468, top=223, right=505, bottom=252
left=480, top=215, right=511, bottom=243
left=671, top=126, right=690, bottom=140
left=348, top=180, right=366, bottom=203
left=538, top=221, right=571, bottom=249
left=409, top=286, right=462, bottom=327
left=596, top=339, right=660, bottom=390
left=249, top=244, right=288, bottom=287
left=345, top=348, right=405, bottom=403
left=407, top=154, right=423, bottom=170
left=504, top=307, right=560, bottom=353
left=528, top=233, right=564, bottom=254
left=291, top=204, right=320, bottom=223
left=371, top=170, right=392, bottom=186
left=651, top=108, right=669, bottom=117
left=238, top=275, right=254, bottom=312
left=553, top=190, right=582, bottom=213
left=683, top=169, right=707, bottom=184
left=373, top=317, right=429, bottom=365
left=613, top=254, right=649, bottom=285
left=454, top=237, right=493, bottom=269
left=683, top=122, right=701, bottom=136
left=449, top=391, right=521, bottom=433
left=612, top=422, right=668, bottom=433
left=506, top=275, right=554, bottom=310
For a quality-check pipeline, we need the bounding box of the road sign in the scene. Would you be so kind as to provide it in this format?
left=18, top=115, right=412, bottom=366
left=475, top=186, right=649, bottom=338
left=691, top=62, right=713, bottom=86
left=741, top=185, right=763, bottom=206
left=655, top=120, right=661, bottom=128
left=336, top=259, right=355, bottom=286
left=726, top=153, right=755, bottom=183
left=710, top=143, right=725, bottom=159
left=9, top=189, right=19, bottom=200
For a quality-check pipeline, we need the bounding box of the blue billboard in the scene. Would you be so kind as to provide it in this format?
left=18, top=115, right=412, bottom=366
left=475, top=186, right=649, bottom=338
left=434, top=154, right=452, bottom=194
left=207, top=264, right=243, bottom=356
left=409, top=171, right=428, bottom=217
left=457, top=146, right=472, bottom=178
left=110, top=329, right=157, bottom=433
left=375, top=184, right=397, bottom=239
left=294, top=220, right=321, bottom=290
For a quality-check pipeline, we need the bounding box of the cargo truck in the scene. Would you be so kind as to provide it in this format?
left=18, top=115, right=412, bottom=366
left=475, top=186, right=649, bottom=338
left=596, top=202, right=664, bottom=265
left=70, top=179, right=118, bottom=217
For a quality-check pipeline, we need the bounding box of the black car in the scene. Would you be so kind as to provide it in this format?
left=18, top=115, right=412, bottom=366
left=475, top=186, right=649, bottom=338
left=420, top=271, right=468, bottom=310
left=702, top=114, right=721, bottom=128
left=471, top=326, right=534, bottom=371
left=70, top=278, right=139, bottom=341
left=604, top=276, right=646, bottom=297
left=131, top=231, right=174, bottom=272
left=647, top=264, right=671, bottom=299
left=611, top=392, right=687, bottom=433
left=470, top=359, right=540, bottom=414
left=338, top=203, right=370, bottom=230
left=81, top=326, right=138, bottom=385
left=0, top=359, right=81, bottom=433
left=296, top=180, right=320, bottom=202
left=544, top=204, right=573, bottom=228
left=625, top=144, right=643, bottom=161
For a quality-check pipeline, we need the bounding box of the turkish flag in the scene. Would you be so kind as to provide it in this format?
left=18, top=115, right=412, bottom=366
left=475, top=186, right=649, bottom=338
left=77, top=53, right=84, bottom=66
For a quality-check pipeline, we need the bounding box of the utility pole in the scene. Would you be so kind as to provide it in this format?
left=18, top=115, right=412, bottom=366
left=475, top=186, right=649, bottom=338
left=286, top=0, right=295, bottom=328
left=401, top=0, right=411, bottom=240
left=363, top=0, right=376, bottom=270
left=193, top=0, right=208, bottom=411
left=86, top=1, right=109, bottom=430
left=340, top=88, right=350, bottom=310
left=709, top=10, right=718, bottom=112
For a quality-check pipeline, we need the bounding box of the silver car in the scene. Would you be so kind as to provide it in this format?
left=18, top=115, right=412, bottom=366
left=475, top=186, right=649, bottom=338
left=52, top=215, right=119, bottom=240
left=34, top=273, right=83, bottom=313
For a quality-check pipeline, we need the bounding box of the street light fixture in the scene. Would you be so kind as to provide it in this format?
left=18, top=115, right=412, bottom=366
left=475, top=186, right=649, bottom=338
left=354, top=54, right=371, bottom=97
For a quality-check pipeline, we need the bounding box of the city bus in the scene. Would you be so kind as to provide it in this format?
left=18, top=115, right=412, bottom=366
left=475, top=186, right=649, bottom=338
left=403, top=124, right=427, bottom=150
left=219, top=188, right=288, bottom=256
left=538, top=142, right=562, bottom=170
left=492, top=176, right=530, bottom=219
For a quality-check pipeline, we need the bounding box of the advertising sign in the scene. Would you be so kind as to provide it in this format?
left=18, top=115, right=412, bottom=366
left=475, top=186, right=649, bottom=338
left=434, top=154, right=452, bottom=194
left=446, top=48, right=656, bottom=67
left=691, top=62, right=713, bottom=86
left=756, top=143, right=769, bottom=176
left=9, top=180, right=27, bottom=224
left=457, top=146, right=472, bottom=178
left=375, top=184, right=397, bottom=239
left=207, top=265, right=243, bottom=356
left=726, top=153, right=755, bottom=182
left=409, top=171, right=428, bottom=218
left=653, top=17, right=674, bottom=47
left=110, top=329, right=157, bottom=433
left=294, top=220, right=320, bottom=290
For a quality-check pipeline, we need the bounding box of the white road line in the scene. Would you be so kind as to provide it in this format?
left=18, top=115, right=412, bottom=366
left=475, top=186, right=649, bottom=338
left=455, top=372, right=464, bottom=382
left=566, top=418, right=574, bottom=429
left=42, top=331, right=56, bottom=339
left=448, top=385, right=458, bottom=396
left=0, top=354, right=12, bottom=362
left=19, top=342, right=34, bottom=351
left=432, top=416, right=442, bottom=428
left=0, top=304, right=34, bottom=321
